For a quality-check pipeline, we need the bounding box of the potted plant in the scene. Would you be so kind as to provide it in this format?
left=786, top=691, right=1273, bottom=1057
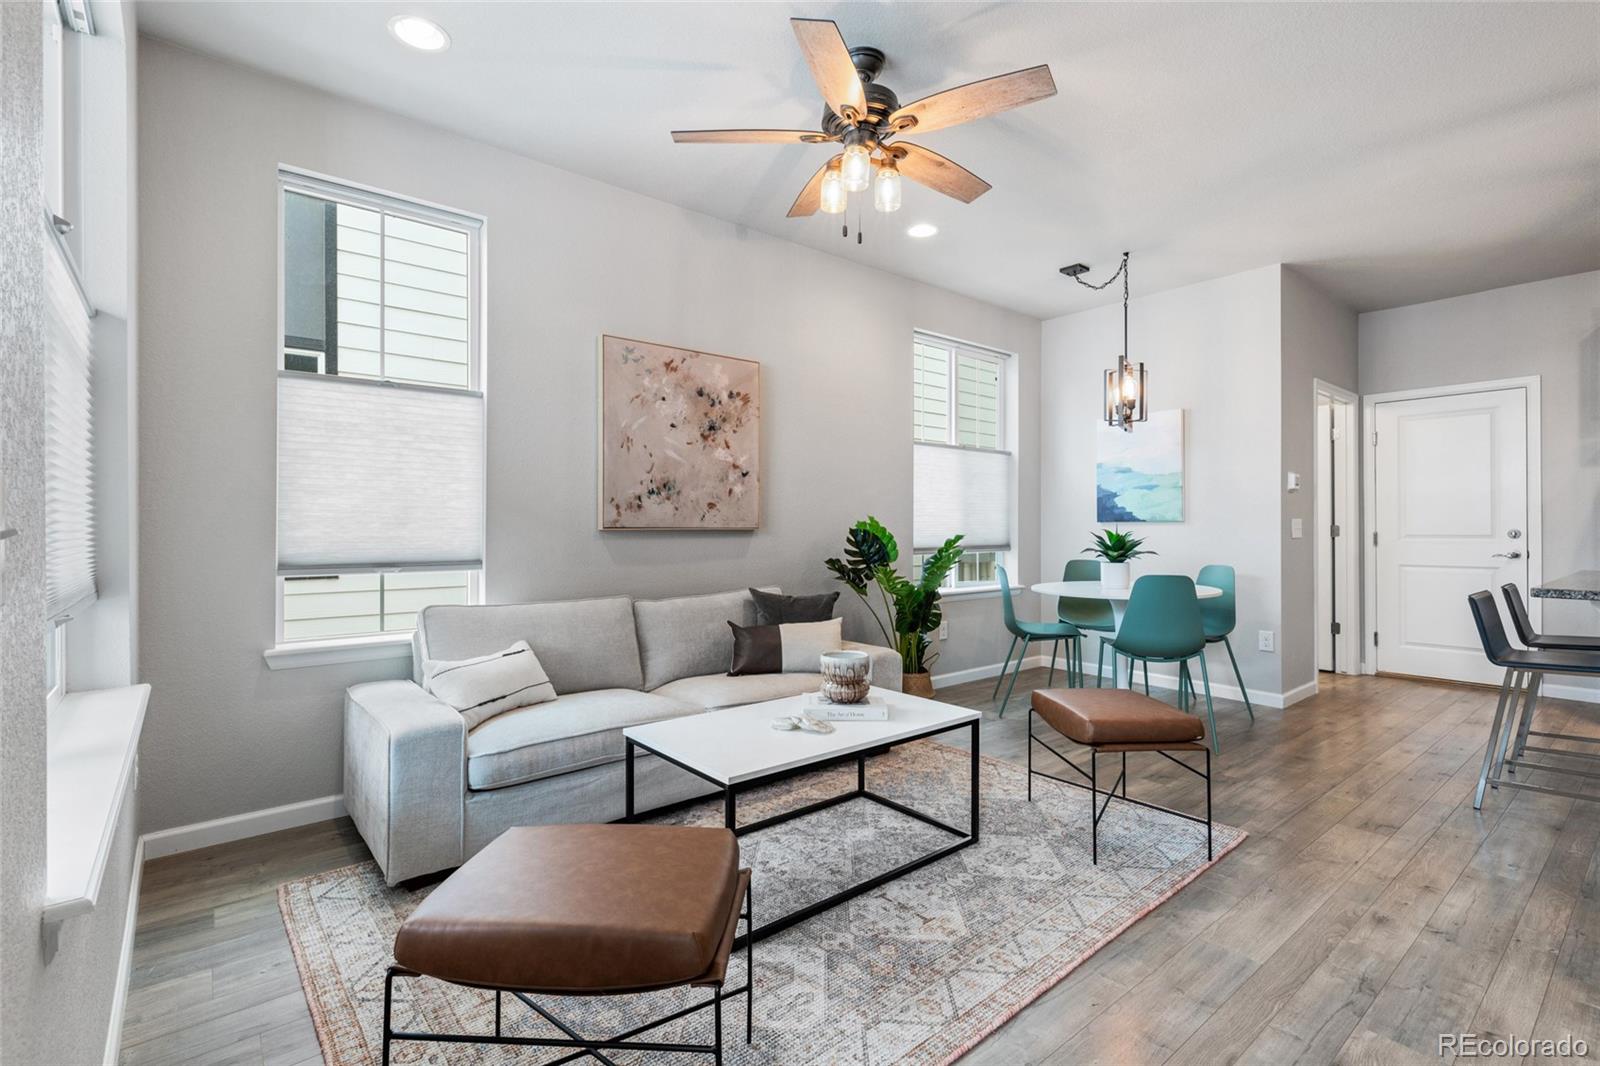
left=825, top=517, right=963, bottom=698
left=1083, top=527, right=1155, bottom=590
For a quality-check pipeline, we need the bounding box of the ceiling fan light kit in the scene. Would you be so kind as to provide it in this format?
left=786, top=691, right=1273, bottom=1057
left=671, top=18, right=1056, bottom=242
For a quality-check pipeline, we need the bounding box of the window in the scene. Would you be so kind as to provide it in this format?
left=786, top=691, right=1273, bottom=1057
left=911, top=333, right=1013, bottom=589
left=276, top=171, right=485, bottom=645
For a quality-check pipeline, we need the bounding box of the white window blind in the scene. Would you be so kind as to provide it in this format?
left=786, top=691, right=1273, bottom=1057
left=44, top=218, right=96, bottom=620
left=913, top=443, right=1012, bottom=551
left=276, top=373, right=485, bottom=574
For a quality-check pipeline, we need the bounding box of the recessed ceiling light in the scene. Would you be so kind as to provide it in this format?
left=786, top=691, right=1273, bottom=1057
left=388, top=15, right=450, bottom=52
left=906, top=223, right=938, bottom=239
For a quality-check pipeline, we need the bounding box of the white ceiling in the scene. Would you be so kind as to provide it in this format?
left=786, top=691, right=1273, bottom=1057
left=137, top=1, right=1600, bottom=319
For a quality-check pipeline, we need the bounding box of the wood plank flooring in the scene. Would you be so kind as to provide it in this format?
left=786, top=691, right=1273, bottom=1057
left=122, top=670, right=1600, bottom=1064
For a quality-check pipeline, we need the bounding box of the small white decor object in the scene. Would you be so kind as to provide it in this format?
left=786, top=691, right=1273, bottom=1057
left=1101, top=561, right=1131, bottom=590
left=803, top=693, right=890, bottom=721
left=818, top=649, right=871, bottom=704
left=769, top=713, right=836, bottom=734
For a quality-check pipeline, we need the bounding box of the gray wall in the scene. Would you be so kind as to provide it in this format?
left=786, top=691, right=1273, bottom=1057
left=1359, top=270, right=1600, bottom=697
left=1280, top=267, right=1358, bottom=696
left=1, top=6, right=139, bottom=1064
left=136, top=39, right=1042, bottom=834
left=1041, top=265, right=1290, bottom=699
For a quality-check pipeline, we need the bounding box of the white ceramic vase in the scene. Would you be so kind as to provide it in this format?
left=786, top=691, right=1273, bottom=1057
left=1101, top=561, right=1132, bottom=590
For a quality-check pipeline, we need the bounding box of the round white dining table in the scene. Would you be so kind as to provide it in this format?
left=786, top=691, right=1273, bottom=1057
left=1029, top=579, right=1223, bottom=630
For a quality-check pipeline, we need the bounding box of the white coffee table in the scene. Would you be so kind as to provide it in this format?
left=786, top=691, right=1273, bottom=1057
left=623, top=686, right=981, bottom=944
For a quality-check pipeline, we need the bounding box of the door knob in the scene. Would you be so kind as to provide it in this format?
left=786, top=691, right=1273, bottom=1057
left=1491, top=551, right=1523, bottom=559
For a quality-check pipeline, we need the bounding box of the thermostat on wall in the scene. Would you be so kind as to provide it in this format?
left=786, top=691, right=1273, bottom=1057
left=1285, top=471, right=1301, bottom=492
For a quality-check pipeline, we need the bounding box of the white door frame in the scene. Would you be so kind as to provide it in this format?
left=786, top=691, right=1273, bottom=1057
left=1361, top=375, right=1542, bottom=676
left=1314, top=380, right=1360, bottom=675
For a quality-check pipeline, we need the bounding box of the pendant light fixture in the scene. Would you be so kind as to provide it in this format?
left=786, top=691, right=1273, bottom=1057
left=1061, top=251, right=1147, bottom=432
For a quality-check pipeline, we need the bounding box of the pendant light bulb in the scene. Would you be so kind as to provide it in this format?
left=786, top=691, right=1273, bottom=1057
left=841, top=138, right=873, bottom=193
left=873, top=159, right=903, bottom=213
left=819, top=160, right=847, bottom=215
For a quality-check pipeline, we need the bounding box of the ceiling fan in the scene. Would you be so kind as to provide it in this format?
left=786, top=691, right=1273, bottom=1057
left=671, top=18, right=1056, bottom=234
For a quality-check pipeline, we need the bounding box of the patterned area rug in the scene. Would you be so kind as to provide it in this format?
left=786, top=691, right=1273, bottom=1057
left=279, top=741, right=1243, bottom=1065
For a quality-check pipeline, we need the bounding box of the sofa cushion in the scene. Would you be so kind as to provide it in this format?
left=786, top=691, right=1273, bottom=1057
left=418, top=597, right=643, bottom=694
left=466, top=688, right=698, bottom=791
left=651, top=671, right=824, bottom=711
left=633, top=588, right=774, bottom=690
left=727, top=618, right=844, bottom=675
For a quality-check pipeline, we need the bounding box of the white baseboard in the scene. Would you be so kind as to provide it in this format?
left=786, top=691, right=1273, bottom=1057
left=103, top=837, right=143, bottom=1066
left=1544, top=681, right=1600, bottom=706
left=141, top=794, right=346, bottom=861
left=932, top=654, right=1053, bottom=687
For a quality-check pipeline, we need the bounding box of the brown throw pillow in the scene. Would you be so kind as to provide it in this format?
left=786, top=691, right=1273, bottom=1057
left=749, top=587, right=840, bottom=626
left=728, top=618, right=844, bottom=675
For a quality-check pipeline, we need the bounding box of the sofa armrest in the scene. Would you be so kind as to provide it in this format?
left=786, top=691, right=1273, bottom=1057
left=842, top=640, right=903, bottom=693
left=344, top=680, right=465, bottom=886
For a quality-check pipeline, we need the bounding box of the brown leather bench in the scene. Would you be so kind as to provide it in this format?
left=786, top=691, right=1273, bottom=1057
left=382, top=824, right=752, bottom=1064
left=1029, top=688, right=1211, bottom=863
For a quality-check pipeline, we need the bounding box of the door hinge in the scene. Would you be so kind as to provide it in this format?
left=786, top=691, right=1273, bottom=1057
left=1331, top=621, right=1342, bottom=636
left=1372, top=531, right=1379, bottom=547
left=1374, top=631, right=1380, bottom=647
left=1331, top=523, right=1341, bottom=538
left=1371, top=430, right=1378, bottom=446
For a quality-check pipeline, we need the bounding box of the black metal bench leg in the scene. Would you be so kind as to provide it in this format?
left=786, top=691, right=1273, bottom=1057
left=1090, top=749, right=1098, bottom=864
left=745, top=880, right=754, bottom=1044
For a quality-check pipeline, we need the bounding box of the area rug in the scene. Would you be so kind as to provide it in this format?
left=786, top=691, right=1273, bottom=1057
left=279, top=741, right=1243, bottom=1065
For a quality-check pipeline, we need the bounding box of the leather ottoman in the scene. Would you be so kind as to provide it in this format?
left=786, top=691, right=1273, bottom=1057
left=382, top=824, right=752, bottom=1063
left=1029, top=688, right=1212, bottom=863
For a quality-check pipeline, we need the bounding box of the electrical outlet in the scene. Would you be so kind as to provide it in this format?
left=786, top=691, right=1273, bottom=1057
left=1258, top=630, right=1275, bottom=652
left=1291, top=518, right=1304, bottom=539
left=938, top=620, right=949, bottom=640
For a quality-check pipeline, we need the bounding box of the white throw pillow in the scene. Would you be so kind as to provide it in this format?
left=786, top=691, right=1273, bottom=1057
left=423, top=640, right=556, bottom=728
left=780, top=618, right=845, bottom=672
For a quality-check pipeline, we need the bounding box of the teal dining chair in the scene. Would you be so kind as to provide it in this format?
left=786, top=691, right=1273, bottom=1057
left=994, top=567, right=1081, bottom=717
left=1197, top=564, right=1253, bottom=720
left=1108, top=575, right=1219, bottom=752
left=1056, top=559, right=1116, bottom=688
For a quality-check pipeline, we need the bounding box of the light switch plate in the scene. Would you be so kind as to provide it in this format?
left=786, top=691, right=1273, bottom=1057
left=1291, top=518, right=1303, bottom=539
left=938, top=620, right=949, bottom=640
left=1286, top=471, right=1301, bottom=492
left=1258, top=630, right=1275, bottom=652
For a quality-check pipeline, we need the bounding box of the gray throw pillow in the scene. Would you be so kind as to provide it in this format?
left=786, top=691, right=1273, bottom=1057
left=749, top=587, right=840, bottom=626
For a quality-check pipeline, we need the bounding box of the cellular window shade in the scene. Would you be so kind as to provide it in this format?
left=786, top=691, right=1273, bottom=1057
left=913, top=443, right=1011, bottom=552
left=277, top=373, right=484, bottom=574
left=44, top=228, right=96, bottom=621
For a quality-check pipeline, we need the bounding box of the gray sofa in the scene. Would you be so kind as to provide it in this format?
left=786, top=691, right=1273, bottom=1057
left=344, top=587, right=901, bottom=885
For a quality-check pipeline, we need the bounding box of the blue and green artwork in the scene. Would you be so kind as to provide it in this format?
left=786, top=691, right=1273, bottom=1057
left=1096, top=409, right=1184, bottom=522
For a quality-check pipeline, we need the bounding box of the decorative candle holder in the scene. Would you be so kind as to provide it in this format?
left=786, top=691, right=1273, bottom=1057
left=819, top=650, right=871, bottom=704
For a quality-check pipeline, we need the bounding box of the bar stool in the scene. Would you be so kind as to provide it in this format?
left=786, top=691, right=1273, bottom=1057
left=1468, top=591, right=1600, bottom=809
left=1496, top=583, right=1600, bottom=765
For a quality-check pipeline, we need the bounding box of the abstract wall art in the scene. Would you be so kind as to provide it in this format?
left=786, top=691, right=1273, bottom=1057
left=599, top=335, right=761, bottom=530
left=1095, top=408, right=1184, bottom=522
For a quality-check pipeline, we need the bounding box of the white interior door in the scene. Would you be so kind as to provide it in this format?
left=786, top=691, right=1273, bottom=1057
left=1373, top=387, right=1529, bottom=684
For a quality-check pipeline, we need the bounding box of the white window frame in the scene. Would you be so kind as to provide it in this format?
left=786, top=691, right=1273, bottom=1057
left=911, top=331, right=1015, bottom=592
left=270, top=168, right=487, bottom=662
left=46, top=622, right=66, bottom=713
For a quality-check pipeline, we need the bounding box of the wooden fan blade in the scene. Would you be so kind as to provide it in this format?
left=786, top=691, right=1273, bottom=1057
left=791, top=18, right=867, bottom=122
left=890, top=65, right=1056, bottom=134
left=786, top=158, right=836, bottom=217
left=892, top=143, right=992, bottom=203
left=671, top=129, right=833, bottom=144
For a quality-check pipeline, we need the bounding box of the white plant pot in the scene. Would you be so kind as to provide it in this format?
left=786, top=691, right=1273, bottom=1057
left=1101, top=561, right=1132, bottom=590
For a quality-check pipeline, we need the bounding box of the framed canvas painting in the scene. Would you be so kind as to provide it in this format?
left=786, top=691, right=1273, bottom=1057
left=1096, top=408, right=1184, bottom=522
left=598, top=335, right=761, bottom=530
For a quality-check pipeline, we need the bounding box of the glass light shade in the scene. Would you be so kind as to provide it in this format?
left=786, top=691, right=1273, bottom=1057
left=819, top=167, right=847, bottom=214
left=1103, top=356, right=1147, bottom=430
left=841, top=143, right=872, bottom=192
left=873, top=164, right=902, bottom=213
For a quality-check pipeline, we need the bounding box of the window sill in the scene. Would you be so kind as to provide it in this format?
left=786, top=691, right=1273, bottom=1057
left=264, top=633, right=414, bottom=671
left=940, top=584, right=1022, bottom=601
left=45, top=683, right=149, bottom=923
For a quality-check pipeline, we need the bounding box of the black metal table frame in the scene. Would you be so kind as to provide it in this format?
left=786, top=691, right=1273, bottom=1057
left=623, top=716, right=980, bottom=946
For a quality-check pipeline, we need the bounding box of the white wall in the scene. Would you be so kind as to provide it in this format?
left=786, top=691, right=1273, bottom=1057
left=1359, top=270, right=1600, bottom=698
left=1280, top=267, right=1358, bottom=696
left=136, top=38, right=1041, bottom=834
left=1042, top=265, right=1290, bottom=701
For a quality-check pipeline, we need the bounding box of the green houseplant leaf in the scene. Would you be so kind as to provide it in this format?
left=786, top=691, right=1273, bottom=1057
left=1082, top=526, right=1157, bottom=563
left=825, top=520, right=963, bottom=674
